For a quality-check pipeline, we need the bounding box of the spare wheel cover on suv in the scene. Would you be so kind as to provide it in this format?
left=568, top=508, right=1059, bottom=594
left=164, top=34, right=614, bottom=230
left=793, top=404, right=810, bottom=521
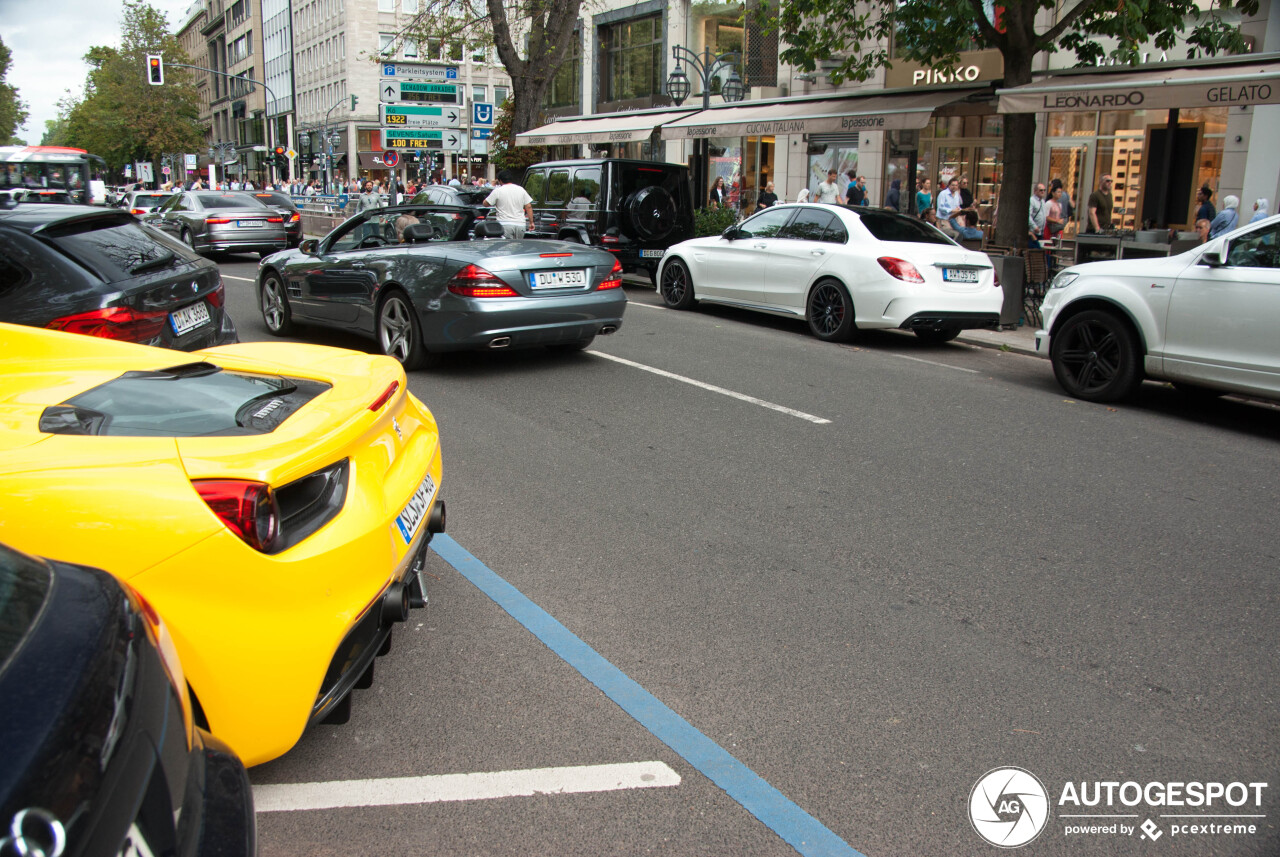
left=623, top=185, right=677, bottom=242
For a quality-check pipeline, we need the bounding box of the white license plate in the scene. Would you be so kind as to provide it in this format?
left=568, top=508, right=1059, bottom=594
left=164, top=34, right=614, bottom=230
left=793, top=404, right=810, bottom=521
left=943, top=268, right=980, bottom=283
left=395, top=472, right=437, bottom=544
left=237, top=219, right=264, bottom=227
left=169, top=301, right=211, bottom=335
left=640, top=249, right=665, bottom=258
left=529, top=269, right=586, bottom=289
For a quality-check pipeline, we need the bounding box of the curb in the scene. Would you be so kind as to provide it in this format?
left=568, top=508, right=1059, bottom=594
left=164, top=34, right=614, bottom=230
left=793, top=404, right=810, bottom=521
left=955, top=330, right=1046, bottom=360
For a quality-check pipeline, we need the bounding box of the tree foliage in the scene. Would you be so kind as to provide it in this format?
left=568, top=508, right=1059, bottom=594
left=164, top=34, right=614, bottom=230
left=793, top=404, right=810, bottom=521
left=759, top=0, right=1258, bottom=244
left=0, top=35, right=29, bottom=143
left=490, top=98, right=546, bottom=171
left=385, top=0, right=584, bottom=142
left=57, top=1, right=205, bottom=172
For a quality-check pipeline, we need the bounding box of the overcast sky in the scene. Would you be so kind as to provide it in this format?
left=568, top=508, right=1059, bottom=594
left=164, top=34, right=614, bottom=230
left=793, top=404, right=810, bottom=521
left=1, top=0, right=194, bottom=143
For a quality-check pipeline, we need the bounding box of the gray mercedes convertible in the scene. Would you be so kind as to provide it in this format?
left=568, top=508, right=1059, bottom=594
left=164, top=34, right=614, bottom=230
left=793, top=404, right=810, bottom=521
left=256, top=204, right=626, bottom=369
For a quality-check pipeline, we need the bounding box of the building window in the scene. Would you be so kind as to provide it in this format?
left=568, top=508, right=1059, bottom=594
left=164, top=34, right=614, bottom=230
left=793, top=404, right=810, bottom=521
left=403, top=0, right=418, bottom=11
left=378, top=0, right=394, bottom=11
left=495, top=86, right=509, bottom=105
left=471, top=43, right=487, bottom=64
left=379, top=33, right=395, bottom=55
left=473, top=85, right=486, bottom=104
left=448, top=41, right=464, bottom=62
left=427, top=38, right=441, bottom=59
left=404, top=39, right=418, bottom=58
left=545, top=30, right=581, bottom=109
left=601, top=15, right=663, bottom=103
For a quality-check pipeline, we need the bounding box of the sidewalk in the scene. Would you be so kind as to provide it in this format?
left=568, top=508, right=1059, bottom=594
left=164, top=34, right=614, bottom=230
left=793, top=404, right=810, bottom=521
left=956, top=323, right=1043, bottom=359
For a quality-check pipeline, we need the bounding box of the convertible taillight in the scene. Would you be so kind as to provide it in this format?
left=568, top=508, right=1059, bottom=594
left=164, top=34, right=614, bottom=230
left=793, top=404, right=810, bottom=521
left=598, top=258, right=623, bottom=290
left=447, top=264, right=518, bottom=297
left=194, top=479, right=280, bottom=552
left=130, top=208, right=147, bottom=215
left=46, top=307, right=169, bottom=342
left=877, top=257, right=925, bottom=283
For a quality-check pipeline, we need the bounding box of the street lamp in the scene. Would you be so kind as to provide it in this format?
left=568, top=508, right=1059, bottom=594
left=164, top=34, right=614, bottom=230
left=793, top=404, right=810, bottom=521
left=664, top=45, right=744, bottom=110
left=664, top=45, right=745, bottom=208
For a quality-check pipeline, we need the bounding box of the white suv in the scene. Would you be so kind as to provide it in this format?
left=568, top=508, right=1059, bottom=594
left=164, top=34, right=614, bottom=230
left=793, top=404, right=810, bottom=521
left=1036, top=214, right=1280, bottom=403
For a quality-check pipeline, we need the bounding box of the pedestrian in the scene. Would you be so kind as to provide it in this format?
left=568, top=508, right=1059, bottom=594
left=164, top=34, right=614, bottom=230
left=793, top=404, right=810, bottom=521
left=815, top=169, right=844, bottom=204
left=1086, top=174, right=1114, bottom=233
left=846, top=172, right=867, bottom=206
left=958, top=175, right=974, bottom=211
left=1195, top=185, right=1216, bottom=223
left=1049, top=178, right=1073, bottom=222
left=448, top=175, right=461, bottom=187
left=1209, top=195, right=1239, bottom=238
left=1250, top=197, right=1269, bottom=223
left=956, top=210, right=985, bottom=241
left=1028, top=181, right=1048, bottom=245
left=483, top=169, right=535, bottom=239
left=795, top=187, right=810, bottom=203
left=937, top=178, right=963, bottom=232
left=884, top=179, right=901, bottom=212
left=1195, top=218, right=1211, bottom=244
left=708, top=176, right=727, bottom=208
left=916, top=178, right=932, bottom=214
left=1045, top=185, right=1067, bottom=239
left=756, top=181, right=778, bottom=209
left=357, top=180, right=382, bottom=214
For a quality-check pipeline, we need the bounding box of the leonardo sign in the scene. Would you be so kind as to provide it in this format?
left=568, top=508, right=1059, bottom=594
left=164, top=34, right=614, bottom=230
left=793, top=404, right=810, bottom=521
left=997, top=62, right=1280, bottom=114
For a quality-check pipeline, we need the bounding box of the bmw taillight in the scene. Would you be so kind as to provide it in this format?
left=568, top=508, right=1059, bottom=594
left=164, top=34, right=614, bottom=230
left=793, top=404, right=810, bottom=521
left=447, top=264, right=518, bottom=298
left=598, top=258, right=623, bottom=290
left=207, top=280, right=225, bottom=308
left=193, top=480, right=280, bottom=552
left=877, top=257, right=925, bottom=283
left=46, top=307, right=169, bottom=342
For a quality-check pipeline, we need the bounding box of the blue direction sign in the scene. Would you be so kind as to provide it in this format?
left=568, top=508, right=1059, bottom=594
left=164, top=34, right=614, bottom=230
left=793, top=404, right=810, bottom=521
left=472, top=128, right=493, bottom=140
left=472, top=102, right=494, bottom=126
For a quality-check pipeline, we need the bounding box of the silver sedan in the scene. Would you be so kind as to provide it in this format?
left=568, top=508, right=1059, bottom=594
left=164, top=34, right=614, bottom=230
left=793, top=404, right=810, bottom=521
left=148, top=190, right=289, bottom=257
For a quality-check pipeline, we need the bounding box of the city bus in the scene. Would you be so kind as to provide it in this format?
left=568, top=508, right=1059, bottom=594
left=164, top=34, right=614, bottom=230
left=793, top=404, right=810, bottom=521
left=0, top=145, right=107, bottom=204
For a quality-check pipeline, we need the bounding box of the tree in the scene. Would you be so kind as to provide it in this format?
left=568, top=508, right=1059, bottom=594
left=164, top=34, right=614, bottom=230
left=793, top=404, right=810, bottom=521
left=0, top=35, right=29, bottom=143
left=387, top=0, right=584, bottom=150
left=56, top=1, right=204, bottom=173
left=490, top=98, right=546, bottom=171
left=760, top=0, right=1258, bottom=246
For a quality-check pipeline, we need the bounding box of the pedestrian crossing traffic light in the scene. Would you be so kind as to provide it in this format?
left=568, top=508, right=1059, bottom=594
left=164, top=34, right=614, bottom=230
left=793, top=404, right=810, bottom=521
left=147, top=55, right=164, bottom=86
left=272, top=146, right=288, bottom=173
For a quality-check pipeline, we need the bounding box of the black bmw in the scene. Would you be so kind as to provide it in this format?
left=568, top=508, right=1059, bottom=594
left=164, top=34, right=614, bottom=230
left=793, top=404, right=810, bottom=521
left=0, top=543, right=256, bottom=857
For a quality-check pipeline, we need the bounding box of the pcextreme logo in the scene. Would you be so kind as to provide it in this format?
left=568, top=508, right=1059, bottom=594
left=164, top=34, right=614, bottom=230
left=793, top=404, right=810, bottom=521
left=968, top=768, right=1269, bottom=848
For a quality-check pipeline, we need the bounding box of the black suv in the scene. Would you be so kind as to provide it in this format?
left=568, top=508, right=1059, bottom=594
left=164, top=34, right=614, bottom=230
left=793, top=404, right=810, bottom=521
left=521, top=159, right=694, bottom=282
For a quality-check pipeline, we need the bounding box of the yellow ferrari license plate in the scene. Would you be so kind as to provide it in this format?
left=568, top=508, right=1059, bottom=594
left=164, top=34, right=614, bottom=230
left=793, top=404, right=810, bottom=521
left=395, top=473, right=437, bottom=544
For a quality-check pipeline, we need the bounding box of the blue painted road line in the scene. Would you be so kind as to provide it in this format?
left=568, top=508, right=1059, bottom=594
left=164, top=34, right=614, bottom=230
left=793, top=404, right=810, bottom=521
left=431, top=534, right=864, bottom=857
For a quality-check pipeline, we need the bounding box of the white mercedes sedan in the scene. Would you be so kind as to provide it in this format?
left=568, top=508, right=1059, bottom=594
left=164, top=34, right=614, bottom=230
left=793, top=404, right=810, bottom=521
left=1036, top=214, right=1280, bottom=403
left=656, top=204, right=1002, bottom=343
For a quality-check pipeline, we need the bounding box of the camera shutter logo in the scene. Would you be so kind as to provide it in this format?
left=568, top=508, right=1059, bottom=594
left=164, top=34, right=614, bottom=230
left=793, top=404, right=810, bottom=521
left=969, top=767, right=1051, bottom=848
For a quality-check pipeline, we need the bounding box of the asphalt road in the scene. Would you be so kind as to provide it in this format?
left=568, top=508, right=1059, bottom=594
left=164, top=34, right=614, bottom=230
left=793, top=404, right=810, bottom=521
left=215, top=253, right=1279, bottom=856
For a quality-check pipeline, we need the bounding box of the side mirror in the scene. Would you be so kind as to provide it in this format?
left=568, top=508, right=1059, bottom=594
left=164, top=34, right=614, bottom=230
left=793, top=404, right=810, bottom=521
left=300, top=238, right=320, bottom=255
left=1201, top=248, right=1225, bottom=268
left=722, top=226, right=739, bottom=241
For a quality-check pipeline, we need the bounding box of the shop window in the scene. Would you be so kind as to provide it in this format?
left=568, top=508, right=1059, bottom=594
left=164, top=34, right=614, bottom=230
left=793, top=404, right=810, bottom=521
left=545, top=31, right=581, bottom=109
left=601, top=15, right=663, bottom=103
left=1046, top=112, right=1098, bottom=138
left=743, top=0, right=778, bottom=87
left=1101, top=109, right=1168, bottom=137
left=807, top=142, right=857, bottom=199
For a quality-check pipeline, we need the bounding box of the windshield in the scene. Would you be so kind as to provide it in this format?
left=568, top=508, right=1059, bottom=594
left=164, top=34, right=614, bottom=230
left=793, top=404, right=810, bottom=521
left=197, top=192, right=268, bottom=210
left=42, top=216, right=192, bottom=282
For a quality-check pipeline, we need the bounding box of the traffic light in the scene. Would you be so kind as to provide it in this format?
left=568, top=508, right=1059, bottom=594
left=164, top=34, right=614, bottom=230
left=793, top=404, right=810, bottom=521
left=147, top=55, right=164, bottom=86
left=273, top=145, right=287, bottom=173
left=350, top=94, right=358, bottom=111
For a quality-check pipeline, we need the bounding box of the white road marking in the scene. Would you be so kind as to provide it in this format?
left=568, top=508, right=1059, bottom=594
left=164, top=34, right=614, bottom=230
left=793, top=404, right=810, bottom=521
left=253, top=761, right=680, bottom=813
left=624, top=300, right=662, bottom=309
left=588, top=351, right=832, bottom=424
left=221, top=275, right=256, bottom=282
left=892, top=354, right=979, bottom=373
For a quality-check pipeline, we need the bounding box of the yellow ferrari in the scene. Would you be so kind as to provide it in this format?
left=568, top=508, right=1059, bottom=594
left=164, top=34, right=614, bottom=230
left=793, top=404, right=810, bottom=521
left=0, top=323, right=445, bottom=766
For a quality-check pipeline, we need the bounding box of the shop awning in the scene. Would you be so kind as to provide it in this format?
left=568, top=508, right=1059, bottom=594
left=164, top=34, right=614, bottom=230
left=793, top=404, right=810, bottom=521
left=515, top=109, right=698, bottom=146
left=659, top=89, right=980, bottom=140
left=997, top=61, right=1280, bottom=113
left=358, top=151, right=393, bottom=169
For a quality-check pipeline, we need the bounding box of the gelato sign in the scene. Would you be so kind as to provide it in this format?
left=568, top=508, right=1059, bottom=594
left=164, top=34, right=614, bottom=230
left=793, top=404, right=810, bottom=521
left=998, top=65, right=1280, bottom=113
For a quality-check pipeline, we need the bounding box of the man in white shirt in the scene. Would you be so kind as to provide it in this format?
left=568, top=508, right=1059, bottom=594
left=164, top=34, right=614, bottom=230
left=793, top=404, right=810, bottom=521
left=936, top=177, right=963, bottom=231
left=483, top=170, right=535, bottom=239
left=815, top=169, right=844, bottom=204
left=1028, top=182, right=1048, bottom=243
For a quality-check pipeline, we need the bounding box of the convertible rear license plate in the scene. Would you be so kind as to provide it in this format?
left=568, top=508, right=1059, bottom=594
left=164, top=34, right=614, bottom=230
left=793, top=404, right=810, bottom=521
left=169, top=301, right=211, bottom=335
left=640, top=249, right=665, bottom=258
left=943, top=268, right=980, bottom=283
left=395, top=472, right=437, bottom=544
left=237, top=219, right=264, bottom=227
left=529, top=269, right=586, bottom=289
